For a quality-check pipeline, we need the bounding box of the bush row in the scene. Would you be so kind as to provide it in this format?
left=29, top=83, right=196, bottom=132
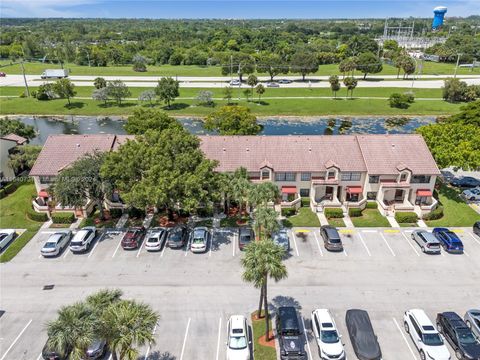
left=51, top=212, right=76, bottom=224
left=26, top=208, right=49, bottom=222
left=395, top=212, right=418, bottom=223
left=348, top=208, right=363, bottom=217
left=301, top=197, right=310, bottom=207
left=324, top=208, right=343, bottom=218
left=0, top=188, right=5, bottom=199
left=423, top=206, right=444, bottom=221
left=281, top=208, right=296, bottom=217
left=365, top=201, right=378, bottom=209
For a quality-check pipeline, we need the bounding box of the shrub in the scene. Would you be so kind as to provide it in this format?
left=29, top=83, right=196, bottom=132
left=423, top=206, right=444, bottom=221
left=79, top=217, right=95, bottom=228
left=51, top=212, right=75, bottom=224
left=128, top=207, right=144, bottom=218
left=281, top=208, right=296, bottom=217
left=26, top=208, right=48, bottom=222
left=301, top=197, right=310, bottom=207
left=395, top=211, right=418, bottom=223
left=388, top=92, right=414, bottom=109
left=4, top=182, right=17, bottom=194
left=348, top=208, right=363, bottom=217
left=0, top=189, right=5, bottom=199
left=325, top=208, right=344, bottom=218
left=366, top=201, right=378, bottom=209
left=109, top=208, right=123, bottom=218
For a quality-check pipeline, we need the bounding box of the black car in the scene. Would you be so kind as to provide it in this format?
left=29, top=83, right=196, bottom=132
left=42, top=339, right=71, bottom=360
left=345, top=309, right=382, bottom=360
left=473, top=221, right=480, bottom=238
left=320, top=225, right=344, bottom=252
left=437, top=312, right=480, bottom=360
left=167, top=225, right=189, bottom=249
left=238, top=227, right=254, bottom=251
left=450, top=176, right=480, bottom=188
left=277, top=306, right=307, bottom=360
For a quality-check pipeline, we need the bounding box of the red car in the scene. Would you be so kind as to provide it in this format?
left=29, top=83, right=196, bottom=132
left=0, top=72, right=6, bottom=77
left=121, top=227, right=145, bottom=250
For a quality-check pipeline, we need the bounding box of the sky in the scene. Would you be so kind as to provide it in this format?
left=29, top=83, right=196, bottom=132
left=0, top=0, right=478, bottom=19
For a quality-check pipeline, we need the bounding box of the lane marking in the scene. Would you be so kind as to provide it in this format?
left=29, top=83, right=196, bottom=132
left=401, top=232, right=420, bottom=256
left=468, top=232, right=480, bottom=245
left=88, top=239, right=100, bottom=258
left=291, top=232, right=300, bottom=257
left=0, top=319, right=32, bottom=360
left=380, top=232, right=396, bottom=257
left=393, top=317, right=418, bottom=360
left=452, top=229, right=464, bottom=233
left=339, top=229, right=355, bottom=234
left=357, top=233, right=371, bottom=256
left=143, top=323, right=157, bottom=360
left=111, top=238, right=122, bottom=258
left=215, top=317, right=222, bottom=360
left=301, top=318, right=313, bottom=360
left=313, top=232, right=323, bottom=257
left=384, top=229, right=400, bottom=233
left=362, top=230, right=377, bottom=233
left=179, top=318, right=191, bottom=360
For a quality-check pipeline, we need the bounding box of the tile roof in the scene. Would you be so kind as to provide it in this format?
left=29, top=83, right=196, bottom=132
left=1, top=133, right=28, bottom=145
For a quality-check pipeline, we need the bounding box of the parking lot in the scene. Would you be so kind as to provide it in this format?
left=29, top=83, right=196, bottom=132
left=1, top=225, right=479, bottom=360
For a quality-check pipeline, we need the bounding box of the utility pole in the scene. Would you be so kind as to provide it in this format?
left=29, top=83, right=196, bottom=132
left=238, top=63, right=242, bottom=100
left=86, top=51, right=91, bottom=67
left=453, top=53, right=462, bottom=78
left=20, top=61, right=30, bottom=97
left=230, top=55, right=233, bottom=81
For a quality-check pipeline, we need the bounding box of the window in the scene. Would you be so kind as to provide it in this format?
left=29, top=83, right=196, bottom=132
left=301, top=172, right=311, bottom=181
left=327, top=171, right=336, bottom=179
left=400, top=172, right=408, bottom=182
left=341, top=172, right=361, bottom=181
left=367, top=192, right=377, bottom=200
left=261, top=170, right=270, bottom=180
left=411, top=175, right=431, bottom=184
left=300, top=188, right=310, bottom=197
left=275, top=172, right=296, bottom=181
left=369, top=176, right=379, bottom=183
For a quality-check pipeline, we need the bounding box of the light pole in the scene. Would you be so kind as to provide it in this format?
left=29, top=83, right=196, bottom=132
left=453, top=53, right=463, bottom=79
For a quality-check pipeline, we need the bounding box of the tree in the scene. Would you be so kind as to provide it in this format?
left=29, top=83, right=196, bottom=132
left=290, top=50, right=319, bottom=81
left=106, top=80, right=131, bottom=105
left=241, top=239, right=287, bottom=341
left=243, top=88, right=251, bottom=102
left=155, top=77, right=179, bottom=108
left=124, top=108, right=182, bottom=135
left=223, top=86, right=233, bottom=104
left=132, top=53, right=147, bottom=72
left=343, top=77, right=358, bottom=98
left=229, top=167, right=251, bottom=215
left=256, top=53, right=288, bottom=81
left=35, top=83, right=56, bottom=100
left=356, top=52, right=382, bottom=79
left=53, top=152, right=111, bottom=220
left=221, top=53, right=255, bottom=82
left=328, top=75, right=341, bottom=98
left=255, top=84, right=265, bottom=102
left=8, top=145, right=41, bottom=174
left=92, top=87, right=109, bottom=105
left=346, top=35, right=379, bottom=57
left=442, top=78, right=469, bottom=102
left=53, top=78, right=76, bottom=105
left=205, top=105, right=261, bottom=135
left=248, top=182, right=279, bottom=209
left=401, top=56, right=416, bottom=79
left=253, top=207, right=279, bottom=240
left=247, top=74, right=258, bottom=98
left=388, top=92, right=415, bottom=109
left=338, top=57, right=357, bottom=78
left=93, top=77, right=107, bottom=89
left=138, top=90, right=156, bottom=106
left=196, top=90, right=214, bottom=106
left=0, top=117, right=35, bottom=139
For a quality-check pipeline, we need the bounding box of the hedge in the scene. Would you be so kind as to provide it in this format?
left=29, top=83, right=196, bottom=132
left=281, top=208, right=296, bottom=217
left=4, top=182, right=17, bottom=195
left=109, top=208, right=123, bottom=218
left=324, top=208, right=344, bottom=218
left=301, top=197, right=310, bottom=207
left=395, top=211, right=418, bottom=223
left=51, top=212, right=75, bottom=224
left=423, top=206, right=444, bottom=221
left=26, top=208, right=48, bottom=222
left=366, top=201, right=378, bottom=209
left=348, top=208, right=363, bottom=217
left=0, top=189, right=5, bottom=199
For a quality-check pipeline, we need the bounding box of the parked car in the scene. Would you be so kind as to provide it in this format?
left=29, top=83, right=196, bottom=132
left=230, top=79, right=241, bottom=86
left=238, top=227, right=254, bottom=251
left=121, top=227, right=145, bottom=250
left=345, top=309, right=382, bottom=360
left=41, top=231, right=71, bottom=257
left=474, top=222, right=480, bottom=238
left=167, top=225, right=189, bottom=249
left=226, top=315, right=251, bottom=360
left=144, top=228, right=168, bottom=252
left=277, top=306, right=307, bottom=360
left=432, top=228, right=464, bottom=254
left=42, top=338, right=71, bottom=360
left=84, top=338, right=107, bottom=359
left=266, top=82, right=280, bottom=87
left=437, top=312, right=480, bottom=360
left=404, top=309, right=450, bottom=360
left=272, top=229, right=290, bottom=252
left=311, top=309, right=346, bottom=360
left=320, top=225, right=343, bottom=252
left=411, top=230, right=441, bottom=254
left=463, top=187, right=480, bottom=201
left=464, top=310, right=480, bottom=340
left=69, top=227, right=96, bottom=253
left=0, top=229, right=16, bottom=250
left=278, top=79, right=292, bottom=84
left=190, top=226, right=209, bottom=253
left=450, top=177, right=480, bottom=188
left=0, top=72, right=6, bottom=77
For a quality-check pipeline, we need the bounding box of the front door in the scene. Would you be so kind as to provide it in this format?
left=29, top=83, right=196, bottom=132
left=394, top=189, right=404, bottom=202
left=325, top=186, right=334, bottom=200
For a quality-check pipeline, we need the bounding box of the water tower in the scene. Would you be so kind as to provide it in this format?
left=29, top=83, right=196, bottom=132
left=432, top=6, right=447, bottom=30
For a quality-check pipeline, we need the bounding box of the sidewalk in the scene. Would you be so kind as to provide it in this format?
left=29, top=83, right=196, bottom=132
left=386, top=215, right=400, bottom=228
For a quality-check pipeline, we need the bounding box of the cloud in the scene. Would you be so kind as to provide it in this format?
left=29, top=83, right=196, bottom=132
left=0, top=0, right=101, bottom=17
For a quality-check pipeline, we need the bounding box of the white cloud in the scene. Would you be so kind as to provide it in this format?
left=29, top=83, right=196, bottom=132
left=0, top=0, right=100, bottom=17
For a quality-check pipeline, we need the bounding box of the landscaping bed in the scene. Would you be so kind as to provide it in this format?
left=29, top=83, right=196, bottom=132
left=251, top=311, right=276, bottom=360
left=350, top=208, right=390, bottom=227
left=328, top=217, right=346, bottom=227
left=282, top=207, right=320, bottom=228
left=78, top=209, right=122, bottom=229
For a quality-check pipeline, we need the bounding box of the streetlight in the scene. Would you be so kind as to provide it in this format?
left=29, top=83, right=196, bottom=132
left=453, top=53, right=463, bottom=79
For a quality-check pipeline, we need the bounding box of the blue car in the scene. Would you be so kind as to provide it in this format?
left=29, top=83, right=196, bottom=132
left=432, top=228, right=464, bottom=254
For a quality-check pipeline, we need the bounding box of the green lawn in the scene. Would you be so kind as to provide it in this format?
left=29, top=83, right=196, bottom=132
left=251, top=311, right=276, bottom=360
left=0, top=181, right=43, bottom=262
left=426, top=184, right=480, bottom=227
left=220, top=215, right=250, bottom=227
left=328, top=217, right=346, bottom=227
left=282, top=207, right=320, bottom=228
left=350, top=209, right=391, bottom=227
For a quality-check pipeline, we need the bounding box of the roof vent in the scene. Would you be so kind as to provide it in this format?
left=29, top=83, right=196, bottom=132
left=391, top=143, right=395, bottom=149
left=76, top=143, right=80, bottom=148
left=222, top=147, right=226, bottom=152
left=246, top=147, right=249, bottom=152
left=308, top=147, right=312, bottom=152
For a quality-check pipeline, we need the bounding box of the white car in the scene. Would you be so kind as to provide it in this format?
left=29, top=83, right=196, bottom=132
left=41, top=231, right=71, bottom=257
left=404, top=309, right=451, bottom=360
left=69, top=227, right=96, bottom=253
left=277, top=79, right=292, bottom=84
left=0, top=229, right=16, bottom=250
left=190, top=227, right=210, bottom=253
left=463, top=187, right=480, bottom=201
left=229, top=79, right=241, bottom=86
left=311, top=309, right=345, bottom=360
left=226, top=315, right=251, bottom=360
left=144, top=228, right=168, bottom=252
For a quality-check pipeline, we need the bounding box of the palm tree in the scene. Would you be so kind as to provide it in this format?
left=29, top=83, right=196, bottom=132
left=46, top=302, right=95, bottom=360
left=241, top=239, right=287, bottom=341
left=100, top=300, right=159, bottom=360
left=248, top=182, right=279, bottom=209
left=254, top=207, right=279, bottom=240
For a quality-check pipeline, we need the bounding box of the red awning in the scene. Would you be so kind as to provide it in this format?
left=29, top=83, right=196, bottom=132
left=417, top=189, right=433, bottom=197
left=38, top=190, right=49, bottom=198
left=346, top=186, right=363, bottom=194
left=281, top=186, right=297, bottom=194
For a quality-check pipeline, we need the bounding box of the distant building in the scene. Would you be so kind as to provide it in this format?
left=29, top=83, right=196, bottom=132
left=433, top=6, right=447, bottom=30
left=0, top=133, right=27, bottom=183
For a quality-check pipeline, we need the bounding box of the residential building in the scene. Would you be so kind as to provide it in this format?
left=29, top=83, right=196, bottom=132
left=0, top=133, right=28, bottom=183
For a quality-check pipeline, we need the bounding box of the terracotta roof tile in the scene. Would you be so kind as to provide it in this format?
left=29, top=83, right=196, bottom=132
left=1, top=133, right=28, bottom=145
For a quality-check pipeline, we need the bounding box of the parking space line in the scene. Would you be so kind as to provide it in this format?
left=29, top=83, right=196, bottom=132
left=362, top=230, right=377, bottom=233
left=88, top=239, right=100, bottom=258
left=313, top=232, right=323, bottom=257
left=209, top=232, right=213, bottom=257
left=468, top=232, right=480, bottom=245
left=111, top=238, right=122, bottom=258
left=180, top=318, right=191, bottom=360
left=161, top=242, right=167, bottom=257
left=401, top=232, right=420, bottom=256
left=215, top=317, right=222, bottom=360
left=464, top=250, right=470, bottom=257
left=343, top=247, right=348, bottom=257
left=380, top=232, right=396, bottom=257
left=291, top=232, right=300, bottom=257
left=63, top=247, right=70, bottom=259
left=300, top=318, right=313, bottom=360
left=0, top=319, right=32, bottom=360
left=357, top=233, right=371, bottom=256
left=233, top=232, right=236, bottom=257
left=136, top=238, right=146, bottom=258
left=143, top=324, right=157, bottom=360
left=392, top=317, right=418, bottom=360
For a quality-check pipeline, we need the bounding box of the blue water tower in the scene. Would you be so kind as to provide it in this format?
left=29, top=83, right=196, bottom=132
left=432, top=6, right=447, bottom=30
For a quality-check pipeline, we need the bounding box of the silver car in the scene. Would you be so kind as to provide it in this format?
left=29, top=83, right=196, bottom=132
left=411, top=230, right=441, bottom=254
left=272, top=229, right=290, bottom=252
left=41, top=231, right=72, bottom=257
left=465, top=309, right=480, bottom=340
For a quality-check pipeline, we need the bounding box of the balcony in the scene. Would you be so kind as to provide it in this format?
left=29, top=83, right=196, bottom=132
left=379, top=179, right=410, bottom=188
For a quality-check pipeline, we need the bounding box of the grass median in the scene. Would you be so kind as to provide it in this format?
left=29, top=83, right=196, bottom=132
left=350, top=208, right=391, bottom=227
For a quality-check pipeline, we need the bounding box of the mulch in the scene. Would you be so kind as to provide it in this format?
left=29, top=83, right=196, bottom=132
left=258, top=331, right=276, bottom=348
